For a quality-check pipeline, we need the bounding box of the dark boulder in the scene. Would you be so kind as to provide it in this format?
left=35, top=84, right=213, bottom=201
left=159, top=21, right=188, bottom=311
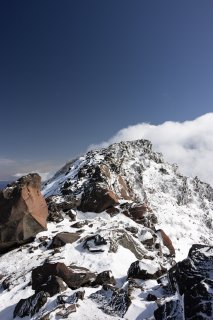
left=184, top=279, right=213, bottom=319
left=92, top=270, right=116, bottom=286
left=32, top=262, right=96, bottom=290
left=127, top=260, right=166, bottom=280
left=79, top=186, right=119, bottom=213
left=155, top=244, right=213, bottom=319
left=90, top=285, right=131, bottom=318
left=83, top=234, right=107, bottom=252
left=146, top=293, right=157, bottom=301
left=36, top=275, right=67, bottom=297
left=154, top=300, right=183, bottom=320
left=49, top=232, right=80, bottom=249
left=168, top=244, right=213, bottom=295
left=13, top=291, right=49, bottom=318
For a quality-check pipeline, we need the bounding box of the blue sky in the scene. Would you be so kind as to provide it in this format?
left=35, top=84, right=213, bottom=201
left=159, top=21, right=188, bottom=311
left=0, top=0, right=213, bottom=180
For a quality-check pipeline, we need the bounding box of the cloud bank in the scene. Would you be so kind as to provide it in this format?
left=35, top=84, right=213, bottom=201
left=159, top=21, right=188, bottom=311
left=90, top=113, right=213, bottom=186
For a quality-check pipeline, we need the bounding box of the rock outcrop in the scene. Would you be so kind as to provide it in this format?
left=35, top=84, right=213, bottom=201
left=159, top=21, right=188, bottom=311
left=154, top=244, right=213, bottom=319
left=0, top=173, right=48, bottom=253
left=32, top=262, right=96, bottom=290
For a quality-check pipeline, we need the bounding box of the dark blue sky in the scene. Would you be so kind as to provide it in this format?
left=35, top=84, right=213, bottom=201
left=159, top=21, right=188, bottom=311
left=0, top=0, right=213, bottom=179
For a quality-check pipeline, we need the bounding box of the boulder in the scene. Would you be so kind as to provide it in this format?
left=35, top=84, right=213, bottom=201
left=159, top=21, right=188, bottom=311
left=127, top=260, right=166, bottom=280
left=32, top=262, right=96, bottom=290
left=49, top=232, right=80, bottom=249
left=90, top=285, right=131, bottom=318
left=154, top=299, right=183, bottom=320
left=155, top=244, right=213, bottom=319
left=92, top=270, right=116, bottom=286
left=13, top=291, right=49, bottom=318
left=0, top=174, right=48, bottom=253
left=79, top=186, right=119, bottom=213
left=83, top=234, right=107, bottom=252
left=184, top=279, right=213, bottom=319
left=36, top=275, right=67, bottom=297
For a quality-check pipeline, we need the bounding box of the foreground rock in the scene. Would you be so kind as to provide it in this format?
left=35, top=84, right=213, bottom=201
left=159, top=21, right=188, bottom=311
left=128, top=259, right=166, bottom=280
left=32, top=262, right=96, bottom=290
left=49, top=232, right=80, bottom=249
left=0, top=173, right=48, bottom=253
left=90, top=285, right=131, bottom=317
left=154, top=244, right=213, bottom=319
left=13, top=291, right=49, bottom=318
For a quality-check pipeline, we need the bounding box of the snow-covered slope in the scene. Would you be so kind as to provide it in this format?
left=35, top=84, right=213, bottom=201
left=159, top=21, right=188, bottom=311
left=0, top=139, right=213, bottom=319
left=43, top=139, right=213, bottom=261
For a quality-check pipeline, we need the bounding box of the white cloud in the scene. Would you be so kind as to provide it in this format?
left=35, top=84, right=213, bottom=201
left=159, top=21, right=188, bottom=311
left=90, top=113, right=213, bottom=186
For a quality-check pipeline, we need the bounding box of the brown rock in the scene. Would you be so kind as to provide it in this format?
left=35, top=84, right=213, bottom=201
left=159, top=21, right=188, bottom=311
left=129, top=204, right=152, bottom=220
left=32, top=262, right=96, bottom=290
left=79, top=187, right=119, bottom=213
left=106, top=206, right=120, bottom=215
left=118, top=175, right=132, bottom=200
left=0, top=173, right=48, bottom=253
left=156, top=229, right=175, bottom=257
left=50, top=232, right=80, bottom=249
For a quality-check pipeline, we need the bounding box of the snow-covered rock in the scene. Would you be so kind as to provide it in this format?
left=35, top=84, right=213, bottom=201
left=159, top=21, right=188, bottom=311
left=0, top=139, right=213, bottom=319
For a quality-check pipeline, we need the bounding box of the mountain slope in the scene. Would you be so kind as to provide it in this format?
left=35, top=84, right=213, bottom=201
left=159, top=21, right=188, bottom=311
left=0, top=139, right=213, bottom=320
left=43, top=139, right=213, bottom=261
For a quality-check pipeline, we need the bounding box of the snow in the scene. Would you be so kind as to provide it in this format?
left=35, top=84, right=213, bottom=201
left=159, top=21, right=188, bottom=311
left=1, top=139, right=213, bottom=319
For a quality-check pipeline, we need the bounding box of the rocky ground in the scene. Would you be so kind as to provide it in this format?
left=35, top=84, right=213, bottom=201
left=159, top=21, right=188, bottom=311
left=0, top=139, right=212, bottom=319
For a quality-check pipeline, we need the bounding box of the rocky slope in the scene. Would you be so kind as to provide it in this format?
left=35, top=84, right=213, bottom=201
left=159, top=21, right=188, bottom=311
left=0, top=139, right=212, bottom=319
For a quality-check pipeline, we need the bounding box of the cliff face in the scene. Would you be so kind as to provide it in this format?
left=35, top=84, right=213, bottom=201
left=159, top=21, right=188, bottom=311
left=0, top=173, right=48, bottom=252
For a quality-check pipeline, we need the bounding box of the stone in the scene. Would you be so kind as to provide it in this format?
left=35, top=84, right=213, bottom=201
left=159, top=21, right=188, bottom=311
left=13, top=291, right=49, bottom=318
left=71, top=220, right=89, bottom=228
left=0, top=173, right=48, bottom=253
left=92, top=270, right=116, bottom=286
left=122, top=203, right=157, bottom=228
left=127, top=260, right=166, bottom=280
left=36, top=275, right=67, bottom=297
left=90, top=285, right=131, bottom=318
left=146, top=293, right=157, bottom=301
left=79, top=185, right=119, bottom=213
left=184, top=279, right=213, bottom=319
left=49, top=232, right=80, bottom=249
left=106, top=206, right=120, bottom=215
left=154, top=299, right=183, bottom=320
left=155, top=244, right=213, bottom=319
left=32, top=262, right=96, bottom=290
left=83, top=234, right=107, bottom=252
left=56, top=304, right=77, bottom=318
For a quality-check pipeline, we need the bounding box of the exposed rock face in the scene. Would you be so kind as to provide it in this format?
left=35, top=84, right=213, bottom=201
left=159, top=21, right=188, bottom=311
left=13, top=291, right=49, bottom=318
left=154, top=244, right=213, bottom=319
left=79, top=187, right=119, bottom=213
left=0, top=173, right=48, bottom=253
left=32, top=262, right=96, bottom=290
left=154, top=300, right=183, bottom=320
